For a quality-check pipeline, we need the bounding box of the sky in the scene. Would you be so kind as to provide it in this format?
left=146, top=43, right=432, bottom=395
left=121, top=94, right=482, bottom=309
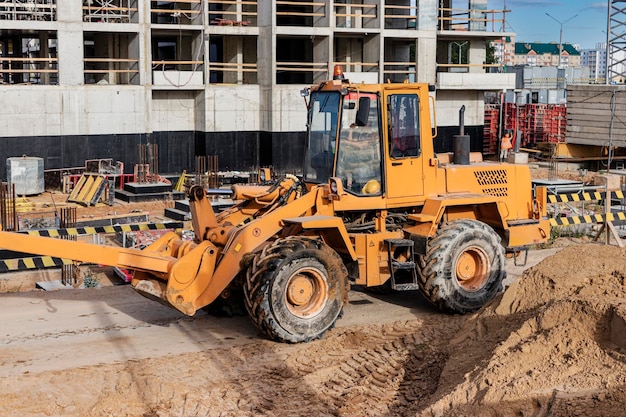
left=487, top=0, right=609, bottom=50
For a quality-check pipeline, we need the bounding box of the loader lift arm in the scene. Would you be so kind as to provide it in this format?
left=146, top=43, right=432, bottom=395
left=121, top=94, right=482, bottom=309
left=0, top=230, right=176, bottom=277
left=0, top=180, right=332, bottom=317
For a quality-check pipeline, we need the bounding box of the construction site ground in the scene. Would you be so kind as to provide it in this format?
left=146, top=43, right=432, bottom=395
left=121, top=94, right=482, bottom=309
left=1, top=166, right=626, bottom=417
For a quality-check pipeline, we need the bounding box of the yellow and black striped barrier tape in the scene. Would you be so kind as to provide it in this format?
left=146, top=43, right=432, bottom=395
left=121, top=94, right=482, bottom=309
left=550, top=211, right=626, bottom=227
left=0, top=256, right=73, bottom=273
left=0, top=222, right=186, bottom=273
left=547, top=190, right=624, bottom=204
left=16, top=221, right=185, bottom=237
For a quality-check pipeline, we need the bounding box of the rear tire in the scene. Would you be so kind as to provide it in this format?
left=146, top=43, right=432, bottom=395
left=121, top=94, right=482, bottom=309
left=418, top=219, right=505, bottom=313
left=244, top=237, right=349, bottom=343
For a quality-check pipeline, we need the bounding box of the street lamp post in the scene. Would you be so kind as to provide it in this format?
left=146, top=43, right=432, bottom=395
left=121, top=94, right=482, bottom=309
left=545, top=12, right=578, bottom=67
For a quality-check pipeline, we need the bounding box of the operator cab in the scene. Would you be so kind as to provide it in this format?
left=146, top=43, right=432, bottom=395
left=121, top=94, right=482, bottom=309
left=303, top=66, right=423, bottom=200
left=303, top=71, right=383, bottom=196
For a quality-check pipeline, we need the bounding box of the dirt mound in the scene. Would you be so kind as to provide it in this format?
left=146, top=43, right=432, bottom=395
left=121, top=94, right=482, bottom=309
left=2, top=243, right=626, bottom=417
left=423, top=243, right=626, bottom=417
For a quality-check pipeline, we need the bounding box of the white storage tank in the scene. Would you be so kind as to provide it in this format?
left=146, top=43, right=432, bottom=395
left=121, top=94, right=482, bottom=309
left=7, top=156, right=44, bottom=196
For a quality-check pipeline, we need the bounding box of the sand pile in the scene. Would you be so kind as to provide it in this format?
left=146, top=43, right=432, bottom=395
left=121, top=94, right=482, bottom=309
left=423, top=243, right=626, bottom=417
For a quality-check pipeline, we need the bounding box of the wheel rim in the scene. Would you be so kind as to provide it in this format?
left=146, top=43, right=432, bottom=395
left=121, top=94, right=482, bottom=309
left=285, top=267, right=328, bottom=319
left=455, top=245, right=490, bottom=291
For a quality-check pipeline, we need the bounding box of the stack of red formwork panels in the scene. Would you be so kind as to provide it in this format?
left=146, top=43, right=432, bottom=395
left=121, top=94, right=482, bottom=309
left=502, top=102, right=517, bottom=132
left=544, top=104, right=567, bottom=143
left=516, top=105, right=527, bottom=146
left=524, top=104, right=549, bottom=144
left=483, top=104, right=500, bottom=156
left=483, top=103, right=568, bottom=151
left=502, top=102, right=520, bottom=148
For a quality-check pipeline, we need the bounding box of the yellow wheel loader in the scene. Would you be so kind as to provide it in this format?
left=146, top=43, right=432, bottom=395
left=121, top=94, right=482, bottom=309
left=0, top=67, right=551, bottom=343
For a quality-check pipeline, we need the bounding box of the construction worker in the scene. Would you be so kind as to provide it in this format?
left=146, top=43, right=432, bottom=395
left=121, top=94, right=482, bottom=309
left=500, top=131, right=512, bottom=162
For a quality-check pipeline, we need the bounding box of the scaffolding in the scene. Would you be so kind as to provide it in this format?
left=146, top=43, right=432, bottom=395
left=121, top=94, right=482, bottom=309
left=209, top=0, right=257, bottom=26
left=151, top=0, right=202, bottom=25
left=384, top=2, right=417, bottom=30
left=83, top=0, right=136, bottom=23
left=437, top=1, right=508, bottom=33
left=0, top=0, right=56, bottom=21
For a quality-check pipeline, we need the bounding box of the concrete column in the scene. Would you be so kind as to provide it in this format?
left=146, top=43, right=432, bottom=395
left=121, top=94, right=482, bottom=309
left=336, top=37, right=365, bottom=72
left=128, top=33, right=141, bottom=85
left=314, top=0, right=329, bottom=27
left=416, top=37, right=437, bottom=84
left=363, top=0, right=379, bottom=30
left=468, top=39, right=486, bottom=74
left=242, top=36, right=258, bottom=84
left=56, top=0, right=85, bottom=86
left=313, top=36, right=329, bottom=84
left=417, top=0, right=437, bottom=31
left=257, top=3, right=274, bottom=131
left=257, top=4, right=273, bottom=86
left=39, top=32, right=50, bottom=84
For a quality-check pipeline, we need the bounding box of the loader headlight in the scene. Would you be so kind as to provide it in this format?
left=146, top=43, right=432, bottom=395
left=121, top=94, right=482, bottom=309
left=328, top=177, right=344, bottom=200
left=258, top=167, right=271, bottom=183
left=330, top=179, right=338, bottom=194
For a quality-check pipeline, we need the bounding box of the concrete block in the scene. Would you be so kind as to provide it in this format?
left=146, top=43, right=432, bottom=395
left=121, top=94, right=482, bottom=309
left=36, top=280, right=73, bottom=291
left=507, top=152, right=528, bottom=164
left=592, top=173, right=621, bottom=191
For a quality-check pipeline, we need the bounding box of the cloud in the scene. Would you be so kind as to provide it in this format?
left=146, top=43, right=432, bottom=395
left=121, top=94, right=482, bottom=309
left=588, top=2, right=607, bottom=10
left=576, top=3, right=607, bottom=14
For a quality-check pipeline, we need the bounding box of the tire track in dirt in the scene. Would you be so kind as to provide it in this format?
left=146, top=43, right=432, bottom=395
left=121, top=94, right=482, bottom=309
left=0, top=316, right=465, bottom=417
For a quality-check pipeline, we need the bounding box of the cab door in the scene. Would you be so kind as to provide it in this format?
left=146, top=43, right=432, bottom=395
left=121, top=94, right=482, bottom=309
left=385, top=93, right=424, bottom=200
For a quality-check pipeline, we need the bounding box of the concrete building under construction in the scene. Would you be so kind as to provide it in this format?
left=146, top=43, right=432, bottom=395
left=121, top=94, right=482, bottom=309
left=0, top=0, right=513, bottom=180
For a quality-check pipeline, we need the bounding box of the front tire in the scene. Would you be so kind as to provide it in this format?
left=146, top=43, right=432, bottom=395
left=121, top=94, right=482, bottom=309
left=418, top=219, right=505, bottom=313
left=244, top=237, right=349, bottom=343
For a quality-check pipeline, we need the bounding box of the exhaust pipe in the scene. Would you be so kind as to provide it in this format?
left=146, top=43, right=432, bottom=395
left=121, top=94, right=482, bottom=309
left=454, top=105, right=470, bottom=165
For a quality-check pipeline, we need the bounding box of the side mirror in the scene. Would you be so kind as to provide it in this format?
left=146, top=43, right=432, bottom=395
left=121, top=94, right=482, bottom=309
left=355, top=97, right=370, bottom=127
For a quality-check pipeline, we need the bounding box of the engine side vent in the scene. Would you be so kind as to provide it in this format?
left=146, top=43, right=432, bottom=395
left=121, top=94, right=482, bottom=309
left=482, top=187, right=508, bottom=197
left=475, top=169, right=509, bottom=197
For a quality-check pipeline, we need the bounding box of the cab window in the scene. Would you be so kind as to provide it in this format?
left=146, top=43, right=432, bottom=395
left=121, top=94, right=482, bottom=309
left=336, top=92, right=382, bottom=195
left=388, top=94, right=420, bottom=158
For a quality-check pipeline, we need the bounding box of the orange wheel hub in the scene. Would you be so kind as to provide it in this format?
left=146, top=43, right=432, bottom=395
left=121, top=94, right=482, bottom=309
left=455, top=246, right=489, bottom=291
left=285, top=268, right=328, bottom=318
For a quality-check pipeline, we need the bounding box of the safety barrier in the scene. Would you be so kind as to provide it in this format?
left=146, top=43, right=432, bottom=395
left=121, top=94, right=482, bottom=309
left=0, top=256, right=74, bottom=273
left=16, top=221, right=184, bottom=237
left=0, top=221, right=185, bottom=273
left=550, top=212, right=626, bottom=227
left=548, top=190, right=626, bottom=230
left=547, top=190, right=624, bottom=204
